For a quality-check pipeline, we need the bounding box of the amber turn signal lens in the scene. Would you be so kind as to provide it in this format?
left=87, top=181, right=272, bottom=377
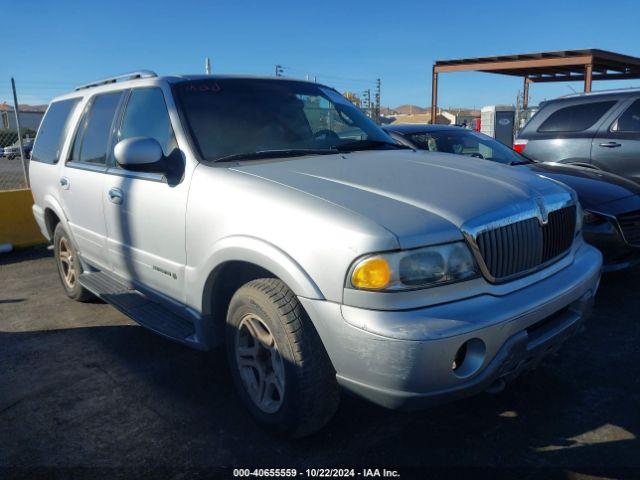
left=351, top=257, right=392, bottom=290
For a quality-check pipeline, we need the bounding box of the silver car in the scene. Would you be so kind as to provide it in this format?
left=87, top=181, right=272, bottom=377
left=29, top=71, right=602, bottom=437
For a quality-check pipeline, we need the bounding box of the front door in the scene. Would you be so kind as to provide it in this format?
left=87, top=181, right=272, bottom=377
left=102, top=87, right=188, bottom=303
left=592, top=97, right=640, bottom=183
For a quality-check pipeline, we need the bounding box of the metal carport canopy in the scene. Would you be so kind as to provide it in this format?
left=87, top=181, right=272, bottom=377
left=430, top=49, right=640, bottom=123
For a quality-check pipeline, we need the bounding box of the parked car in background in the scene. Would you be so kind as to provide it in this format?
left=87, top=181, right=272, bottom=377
left=3, top=138, right=34, bottom=159
left=30, top=73, right=601, bottom=437
left=514, top=89, right=640, bottom=184
left=385, top=124, right=640, bottom=271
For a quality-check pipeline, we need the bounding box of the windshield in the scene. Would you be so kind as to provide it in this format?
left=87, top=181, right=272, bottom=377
left=405, top=129, right=531, bottom=165
left=174, top=78, right=396, bottom=162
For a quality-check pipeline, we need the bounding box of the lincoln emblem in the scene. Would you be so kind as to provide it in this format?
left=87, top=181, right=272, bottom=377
left=535, top=197, right=549, bottom=225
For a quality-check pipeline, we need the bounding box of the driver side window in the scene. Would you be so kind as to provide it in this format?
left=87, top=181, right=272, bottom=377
left=116, top=87, right=177, bottom=160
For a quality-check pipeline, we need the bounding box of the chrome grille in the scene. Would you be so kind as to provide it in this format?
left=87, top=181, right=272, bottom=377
left=617, top=210, right=640, bottom=246
left=475, top=206, right=576, bottom=282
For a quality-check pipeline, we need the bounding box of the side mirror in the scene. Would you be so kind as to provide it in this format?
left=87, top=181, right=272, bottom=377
left=114, top=137, right=164, bottom=171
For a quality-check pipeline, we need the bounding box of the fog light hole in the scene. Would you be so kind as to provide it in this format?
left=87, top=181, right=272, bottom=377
left=452, top=338, right=486, bottom=378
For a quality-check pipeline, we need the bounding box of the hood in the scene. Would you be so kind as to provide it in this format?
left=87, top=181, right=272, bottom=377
left=522, top=162, right=640, bottom=210
left=231, top=150, right=574, bottom=249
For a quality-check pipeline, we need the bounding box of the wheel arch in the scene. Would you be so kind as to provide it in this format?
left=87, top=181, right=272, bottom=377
left=42, top=194, right=71, bottom=241
left=191, top=236, right=325, bottom=347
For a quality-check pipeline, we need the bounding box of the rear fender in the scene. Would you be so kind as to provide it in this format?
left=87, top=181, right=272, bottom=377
left=41, top=194, right=72, bottom=241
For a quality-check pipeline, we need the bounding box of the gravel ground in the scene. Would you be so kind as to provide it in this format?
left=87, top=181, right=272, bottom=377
left=1, top=247, right=639, bottom=478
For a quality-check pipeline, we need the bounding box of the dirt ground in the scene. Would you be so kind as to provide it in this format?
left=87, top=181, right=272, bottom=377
left=1, top=247, right=639, bottom=478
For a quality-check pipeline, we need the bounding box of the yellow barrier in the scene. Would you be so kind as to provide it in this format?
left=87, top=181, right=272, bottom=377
left=0, top=189, right=45, bottom=248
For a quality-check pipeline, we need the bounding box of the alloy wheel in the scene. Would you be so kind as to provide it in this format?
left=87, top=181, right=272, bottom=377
left=58, top=237, right=77, bottom=289
left=235, top=313, right=286, bottom=414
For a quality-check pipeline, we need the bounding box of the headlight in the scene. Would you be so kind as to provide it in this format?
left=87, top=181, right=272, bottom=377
left=583, top=210, right=605, bottom=225
left=348, top=242, right=479, bottom=291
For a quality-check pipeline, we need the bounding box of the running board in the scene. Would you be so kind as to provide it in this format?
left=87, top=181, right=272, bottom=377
left=79, top=271, right=197, bottom=345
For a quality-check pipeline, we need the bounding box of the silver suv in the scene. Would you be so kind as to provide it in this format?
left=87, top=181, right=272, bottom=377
left=29, top=71, right=602, bottom=437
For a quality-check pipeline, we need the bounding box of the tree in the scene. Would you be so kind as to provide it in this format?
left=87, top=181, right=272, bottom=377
left=342, top=91, right=361, bottom=108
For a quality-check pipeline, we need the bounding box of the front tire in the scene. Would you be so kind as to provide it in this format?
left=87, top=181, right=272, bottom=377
left=53, top=223, right=94, bottom=302
left=226, top=278, right=340, bottom=437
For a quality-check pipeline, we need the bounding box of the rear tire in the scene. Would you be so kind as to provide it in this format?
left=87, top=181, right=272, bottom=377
left=226, top=278, right=340, bottom=437
left=53, top=223, right=94, bottom=302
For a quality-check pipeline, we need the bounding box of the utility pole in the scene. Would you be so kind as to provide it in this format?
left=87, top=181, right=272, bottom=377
left=11, top=78, right=28, bottom=188
left=362, top=89, right=371, bottom=118
left=275, top=65, right=284, bottom=77
left=374, top=78, right=381, bottom=124
left=205, top=57, right=211, bottom=75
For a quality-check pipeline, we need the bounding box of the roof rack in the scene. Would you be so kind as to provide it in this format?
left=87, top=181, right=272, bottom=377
left=74, top=70, right=158, bottom=91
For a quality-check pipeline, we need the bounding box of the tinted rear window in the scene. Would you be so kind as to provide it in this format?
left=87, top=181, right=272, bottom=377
left=31, top=98, right=80, bottom=164
left=537, top=101, right=616, bottom=133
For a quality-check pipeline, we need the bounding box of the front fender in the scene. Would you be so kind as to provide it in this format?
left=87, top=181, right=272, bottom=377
left=185, top=235, right=324, bottom=314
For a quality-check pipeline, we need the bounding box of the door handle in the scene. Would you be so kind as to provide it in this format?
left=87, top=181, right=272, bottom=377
left=59, top=177, right=70, bottom=190
left=599, top=142, right=622, bottom=148
left=108, top=188, right=123, bottom=205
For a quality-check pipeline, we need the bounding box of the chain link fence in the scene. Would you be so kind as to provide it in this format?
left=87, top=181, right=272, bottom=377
left=0, top=77, right=43, bottom=191
left=0, top=127, right=33, bottom=190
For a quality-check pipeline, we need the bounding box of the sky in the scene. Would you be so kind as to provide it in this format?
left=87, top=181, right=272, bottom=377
left=3, top=0, right=640, bottom=109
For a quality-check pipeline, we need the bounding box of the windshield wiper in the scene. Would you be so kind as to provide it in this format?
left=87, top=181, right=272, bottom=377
left=509, top=160, right=532, bottom=166
left=509, top=151, right=536, bottom=165
left=334, top=139, right=412, bottom=152
left=212, top=148, right=337, bottom=163
left=211, top=141, right=410, bottom=162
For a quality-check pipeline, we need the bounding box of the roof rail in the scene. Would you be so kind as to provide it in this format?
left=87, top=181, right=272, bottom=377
left=560, top=86, right=640, bottom=98
left=75, top=70, right=158, bottom=91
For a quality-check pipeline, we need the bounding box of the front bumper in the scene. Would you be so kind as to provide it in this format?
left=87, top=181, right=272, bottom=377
left=300, top=242, right=601, bottom=410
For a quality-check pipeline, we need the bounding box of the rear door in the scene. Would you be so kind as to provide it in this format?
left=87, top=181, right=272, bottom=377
left=60, top=91, right=124, bottom=268
left=29, top=97, right=81, bottom=223
left=521, top=99, right=617, bottom=165
left=591, top=96, right=640, bottom=183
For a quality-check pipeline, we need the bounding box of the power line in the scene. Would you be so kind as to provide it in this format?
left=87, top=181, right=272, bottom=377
left=9, top=80, right=76, bottom=85
left=283, top=66, right=376, bottom=84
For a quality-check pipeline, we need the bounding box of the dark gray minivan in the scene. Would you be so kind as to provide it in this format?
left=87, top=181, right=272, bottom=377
left=515, top=89, right=640, bottom=183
